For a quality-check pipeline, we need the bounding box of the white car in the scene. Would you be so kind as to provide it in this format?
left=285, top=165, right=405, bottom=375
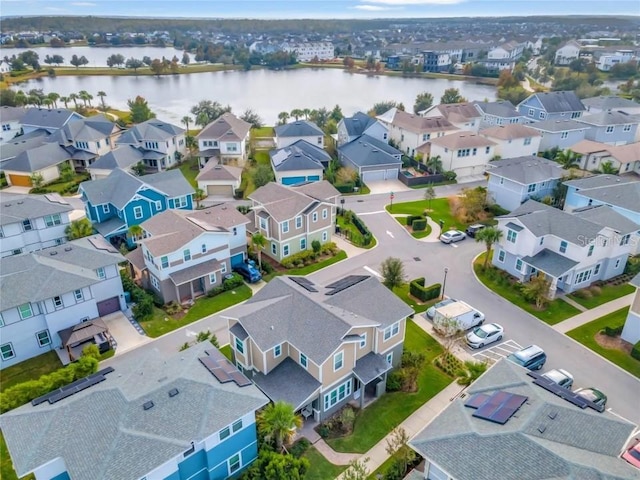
left=440, top=230, right=466, bottom=244
left=465, top=323, right=503, bottom=349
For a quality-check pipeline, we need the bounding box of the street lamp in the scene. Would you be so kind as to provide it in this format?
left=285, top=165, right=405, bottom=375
left=340, top=198, right=345, bottom=216
left=441, top=267, right=449, bottom=300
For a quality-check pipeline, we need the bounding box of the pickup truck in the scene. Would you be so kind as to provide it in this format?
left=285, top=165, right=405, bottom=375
left=233, top=260, right=262, bottom=283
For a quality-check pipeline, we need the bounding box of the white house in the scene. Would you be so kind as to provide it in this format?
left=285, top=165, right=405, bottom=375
left=0, top=106, right=27, bottom=145
left=555, top=40, right=581, bottom=65
left=274, top=120, right=325, bottom=149
left=621, top=274, right=640, bottom=345
left=0, top=236, right=126, bottom=368
left=422, top=103, right=482, bottom=132
left=479, top=124, right=542, bottom=158
left=282, top=42, right=334, bottom=61
left=0, top=60, right=12, bottom=74
left=429, top=131, right=496, bottom=178
left=488, top=41, right=524, bottom=60
left=196, top=113, right=251, bottom=167
left=596, top=50, right=636, bottom=72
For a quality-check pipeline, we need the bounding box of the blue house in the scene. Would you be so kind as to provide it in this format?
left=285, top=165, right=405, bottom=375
left=577, top=111, right=639, bottom=145
left=79, top=168, right=194, bottom=245
left=517, top=91, right=586, bottom=123
left=270, top=139, right=330, bottom=185
left=0, top=343, right=269, bottom=480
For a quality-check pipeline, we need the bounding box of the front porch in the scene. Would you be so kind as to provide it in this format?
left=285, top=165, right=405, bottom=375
left=168, top=258, right=222, bottom=305
left=521, top=248, right=579, bottom=299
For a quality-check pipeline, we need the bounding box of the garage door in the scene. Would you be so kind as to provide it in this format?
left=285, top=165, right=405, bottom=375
left=307, top=175, right=321, bottom=181
left=230, top=252, right=245, bottom=267
left=282, top=176, right=306, bottom=185
left=207, top=184, right=233, bottom=196
left=362, top=170, right=385, bottom=184
left=8, top=174, right=32, bottom=187
left=385, top=168, right=399, bottom=180
left=97, top=297, right=120, bottom=316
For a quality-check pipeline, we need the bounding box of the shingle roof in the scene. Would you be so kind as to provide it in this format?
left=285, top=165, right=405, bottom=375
left=338, top=134, right=403, bottom=168
left=433, top=102, right=482, bottom=123
left=480, top=124, right=541, bottom=140
left=57, top=114, right=119, bottom=143
left=196, top=160, right=242, bottom=182
left=388, top=110, right=458, bottom=133
left=117, top=118, right=184, bottom=144
left=409, top=359, right=640, bottom=480
left=0, top=343, right=268, bottom=480
left=573, top=204, right=640, bottom=234
left=20, top=108, right=81, bottom=131
left=429, top=131, right=496, bottom=149
left=564, top=174, right=635, bottom=189
left=527, top=91, right=586, bottom=113
left=88, top=145, right=144, bottom=171
left=568, top=139, right=611, bottom=155
left=0, top=129, right=50, bottom=162
left=270, top=139, right=330, bottom=172
left=3, top=142, right=72, bottom=173
left=248, top=181, right=338, bottom=222
left=530, top=119, right=590, bottom=133
left=293, top=181, right=341, bottom=201
left=578, top=111, right=640, bottom=127
left=0, top=193, right=73, bottom=226
left=197, top=112, right=250, bottom=142
left=487, top=156, right=565, bottom=185
left=473, top=100, right=521, bottom=118
left=0, top=106, right=28, bottom=123
left=252, top=358, right=321, bottom=410
left=570, top=181, right=640, bottom=214
left=522, top=249, right=579, bottom=277
left=275, top=120, right=324, bottom=138
left=342, top=112, right=377, bottom=137
left=582, top=95, right=640, bottom=112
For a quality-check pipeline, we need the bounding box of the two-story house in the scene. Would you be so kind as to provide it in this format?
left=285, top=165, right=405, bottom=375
left=270, top=140, right=330, bottom=185
left=0, top=343, right=269, bottom=480
left=488, top=41, right=525, bottom=61
left=486, top=156, right=567, bottom=211
left=338, top=135, right=403, bottom=183
left=86, top=145, right=145, bottom=180
left=517, top=91, right=586, bottom=123
left=0, top=193, right=73, bottom=257
left=127, top=205, right=250, bottom=304
left=247, top=181, right=340, bottom=263
left=429, top=132, right=497, bottom=178
left=224, top=274, right=413, bottom=422
left=582, top=95, right=640, bottom=116
left=529, top=119, right=590, bottom=152
left=275, top=120, right=325, bottom=149
left=473, top=100, right=527, bottom=129
left=554, top=40, right=582, bottom=65
left=197, top=113, right=251, bottom=167
left=20, top=107, right=83, bottom=135
left=493, top=200, right=638, bottom=297
left=577, top=111, right=639, bottom=145
left=422, top=103, right=483, bottom=132
left=621, top=273, right=640, bottom=345
left=116, top=118, right=186, bottom=172
left=2, top=142, right=74, bottom=187
left=79, top=168, right=194, bottom=246
left=0, top=106, right=27, bottom=144
left=0, top=235, right=125, bottom=368
left=569, top=140, right=640, bottom=175
left=479, top=124, right=542, bottom=158
left=337, top=112, right=388, bottom=147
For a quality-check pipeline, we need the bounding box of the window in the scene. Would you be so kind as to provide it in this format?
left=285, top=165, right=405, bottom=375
left=422, top=133, right=430, bottom=141
left=22, top=219, right=32, bottom=231
left=527, top=184, right=536, bottom=193
left=322, top=231, right=328, bottom=242
left=221, top=263, right=227, bottom=274
left=209, top=273, right=216, bottom=284
left=384, top=322, right=400, bottom=341
left=571, top=112, right=581, bottom=119
left=500, top=177, right=504, bottom=185
left=615, top=259, right=620, bottom=269
left=620, top=234, right=630, bottom=246
left=201, top=243, right=207, bottom=253
left=386, top=352, right=393, bottom=365
left=0, top=314, right=3, bottom=327
left=559, top=241, right=567, bottom=254
left=155, top=200, right=162, bottom=211
left=160, top=256, right=169, bottom=269
left=282, top=221, right=289, bottom=233
left=232, top=419, right=243, bottom=433
left=322, top=208, right=328, bottom=220
left=53, top=296, right=63, bottom=309
left=235, top=337, right=244, bottom=354
left=507, top=230, right=517, bottom=243
left=96, top=267, right=106, bottom=279
left=313, top=212, right=318, bottom=222
left=174, top=196, right=188, bottom=208
left=623, top=124, right=632, bottom=132
left=360, top=333, right=367, bottom=349
left=271, top=243, right=277, bottom=255
left=323, top=379, right=352, bottom=410
left=561, top=132, right=568, bottom=139
left=333, top=351, right=344, bottom=371
left=528, top=108, right=535, bottom=117
left=515, top=259, right=523, bottom=272
left=498, top=250, right=505, bottom=263
left=472, top=148, right=477, bottom=156
left=36, top=330, right=51, bottom=347
left=540, top=237, right=544, bottom=245
left=2, top=124, right=10, bottom=131
left=594, top=263, right=601, bottom=276
left=44, top=214, right=62, bottom=227
left=317, top=136, right=322, bottom=145
left=300, top=353, right=308, bottom=368
left=259, top=217, right=268, bottom=231
left=485, top=146, right=490, bottom=154
left=150, top=275, right=160, bottom=290
left=274, top=344, right=282, bottom=357
left=524, top=137, right=532, bottom=146
left=539, top=112, right=546, bottom=119
left=283, top=244, right=290, bottom=257
left=1, top=343, right=15, bottom=361
left=220, top=426, right=231, bottom=441
left=605, top=126, right=614, bottom=134
left=587, top=245, right=594, bottom=257
left=295, top=216, right=303, bottom=229
left=102, top=204, right=109, bottom=214
left=74, top=289, right=83, bottom=301
left=233, top=227, right=237, bottom=236
left=133, top=206, right=143, bottom=219
left=18, top=303, right=33, bottom=319
left=300, top=238, right=307, bottom=250
left=228, top=453, right=241, bottom=474
left=183, top=249, right=191, bottom=261
left=575, top=269, right=593, bottom=284
left=226, top=142, right=238, bottom=152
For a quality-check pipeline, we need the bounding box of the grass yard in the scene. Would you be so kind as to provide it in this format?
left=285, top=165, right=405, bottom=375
left=139, top=285, right=252, bottom=338
left=219, top=344, right=233, bottom=361
left=0, top=351, right=62, bottom=393
left=177, top=157, right=200, bottom=188
left=262, top=251, right=348, bottom=282
left=326, top=320, right=452, bottom=453
left=250, top=126, right=275, bottom=138
left=473, top=253, right=580, bottom=325
left=343, top=184, right=371, bottom=195
left=252, top=150, right=271, bottom=165
left=394, top=215, right=433, bottom=239
left=386, top=198, right=465, bottom=231
left=302, top=446, right=346, bottom=480
left=568, top=283, right=635, bottom=310
left=567, top=307, right=640, bottom=379
left=393, top=283, right=439, bottom=314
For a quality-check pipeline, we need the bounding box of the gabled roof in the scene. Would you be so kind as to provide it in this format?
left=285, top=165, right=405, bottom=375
left=559, top=39, right=582, bottom=50
left=275, top=120, right=324, bottom=138
left=249, top=181, right=339, bottom=222
left=338, top=134, right=402, bottom=168
left=582, top=95, right=640, bottom=112
left=523, top=91, right=585, bottom=113
left=270, top=139, right=329, bottom=172
left=573, top=204, right=640, bottom=234
left=117, top=118, right=184, bottom=144
left=568, top=139, right=611, bottom=155
left=0, top=106, right=28, bottom=123
left=480, top=124, right=541, bottom=140
left=56, top=114, right=119, bottom=143
left=487, top=156, right=566, bottom=184
left=430, top=131, right=496, bottom=149
left=432, top=102, right=482, bottom=123
left=385, top=109, right=458, bottom=134
left=0, top=193, right=72, bottom=226
left=570, top=180, right=640, bottom=214
left=0, top=129, right=50, bottom=162
left=196, top=112, right=250, bottom=142
left=473, top=100, right=522, bottom=118
left=88, top=145, right=144, bottom=171
left=529, top=119, right=590, bottom=133
left=20, top=108, right=82, bottom=132
left=579, top=110, right=640, bottom=127
left=3, top=142, right=72, bottom=173
left=196, top=160, right=242, bottom=182
left=563, top=174, right=635, bottom=190
left=341, top=111, right=378, bottom=137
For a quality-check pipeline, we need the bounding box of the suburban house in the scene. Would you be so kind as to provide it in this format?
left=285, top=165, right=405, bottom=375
left=554, top=40, right=582, bottom=65
left=492, top=199, right=638, bottom=297
left=0, top=129, right=50, bottom=172
left=86, top=145, right=145, bottom=180
left=274, top=120, right=325, bottom=149
left=621, top=273, right=640, bottom=345
left=582, top=95, right=640, bottom=116
left=408, top=358, right=640, bottom=480
left=0, top=193, right=73, bottom=257
left=422, top=102, right=482, bottom=132
left=379, top=108, right=459, bottom=158
left=428, top=132, right=496, bottom=178
left=0, top=106, right=27, bottom=144
left=338, top=135, right=403, bottom=183
left=79, top=168, right=195, bottom=246
left=196, top=160, right=243, bottom=198
left=336, top=111, right=388, bottom=147
left=246, top=181, right=340, bottom=263
left=570, top=140, right=640, bottom=175
left=2, top=142, right=74, bottom=187
left=577, top=111, right=639, bottom=145
left=282, top=41, right=334, bottom=61
left=0, top=235, right=126, bottom=368
left=486, top=156, right=566, bottom=211
left=529, top=119, right=590, bottom=152
left=421, top=50, right=451, bottom=73
left=596, top=50, right=637, bottom=71
left=20, top=107, right=83, bottom=135
left=479, top=124, right=542, bottom=158
left=0, top=59, right=11, bottom=74
left=224, top=274, right=413, bottom=422
left=196, top=112, right=251, bottom=167
left=473, top=100, right=527, bottom=129
left=517, top=91, right=586, bottom=123
left=126, top=205, right=250, bottom=304
left=270, top=140, right=330, bottom=185
left=0, top=342, right=270, bottom=480
left=477, top=58, right=517, bottom=74
left=115, top=118, right=186, bottom=172
left=488, top=41, right=524, bottom=61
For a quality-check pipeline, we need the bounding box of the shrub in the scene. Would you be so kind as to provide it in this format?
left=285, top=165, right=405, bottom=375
left=412, top=218, right=427, bottom=231
left=589, top=285, right=602, bottom=296
left=132, top=295, right=154, bottom=320
left=164, top=301, right=182, bottom=315
left=406, top=215, right=423, bottom=226
left=573, top=289, right=592, bottom=299
left=222, top=273, right=244, bottom=290
left=603, top=325, right=623, bottom=337
left=290, top=438, right=311, bottom=458
left=386, top=370, right=403, bottom=392
left=234, top=188, right=244, bottom=199
left=485, top=203, right=510, bottom=216
left=334, top=182, right=355, bottom=194
left=207, top=285, right=225, bottom=297
left=409, top=278, right=441, bottom=302
left=443, top=170, right=457, bottom=181
left=632, top=341, right=640, bottom=361
left=312, top=239, right=322, bottom=254
left=338, top=406, right=356, bottom=434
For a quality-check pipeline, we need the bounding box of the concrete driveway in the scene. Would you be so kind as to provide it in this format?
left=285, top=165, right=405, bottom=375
left=365, top=179, right=410, bottom=194
left=103, top=311, right=151, bottom=355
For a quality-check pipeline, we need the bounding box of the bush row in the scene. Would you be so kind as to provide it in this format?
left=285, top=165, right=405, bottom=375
left=632, top=341, right=640, bottom=361
left=280, top=242, right=339, bottom=269
left=207, top=272, right=244, bottom=297
left=409, top=278, right=441, bottom=302
left=334, top=182, right=355, bottom=194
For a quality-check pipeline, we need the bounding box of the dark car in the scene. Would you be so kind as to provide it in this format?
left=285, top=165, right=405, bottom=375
left=465, top=224, right=487, bottom=238
left=506, top=345, right=546, bottom=370
left=233, top=260, right=262, bottom=283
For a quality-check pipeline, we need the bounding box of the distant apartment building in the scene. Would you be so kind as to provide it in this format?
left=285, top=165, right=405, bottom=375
left=422, top=51, right=451, bottom=73
left=282, top=42, right=334, bottom=62
left=595, top=50, right=637, bottom=71
left=555, top=40, right=581, bottom=65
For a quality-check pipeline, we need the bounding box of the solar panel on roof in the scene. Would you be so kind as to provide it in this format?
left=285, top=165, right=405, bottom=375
left=200, top=349, right=254, bottom=388
left=288, top=276, right=319, bottom=292
left=325, top=275, right=369, bottom=295
left=529, top=371, right=597, bottom=411
left=229, top=371, right=252, bottom=387
left=471, top=391, right=528, bottom=425
left=464, top=393, right=491, bottom=409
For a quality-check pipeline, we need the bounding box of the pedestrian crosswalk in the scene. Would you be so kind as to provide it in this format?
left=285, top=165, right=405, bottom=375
left=471, top=339, right=523, bottom=363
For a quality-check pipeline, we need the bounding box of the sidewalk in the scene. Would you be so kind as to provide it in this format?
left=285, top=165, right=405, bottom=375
left=332, top=234, right=370, bottom=258
left=552, top=294, right=634, bottom=334
left=389, top=214, right=441, bottom=243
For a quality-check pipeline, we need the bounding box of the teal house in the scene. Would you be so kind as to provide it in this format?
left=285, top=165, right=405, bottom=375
left=79, top=168, right=195, bottom=246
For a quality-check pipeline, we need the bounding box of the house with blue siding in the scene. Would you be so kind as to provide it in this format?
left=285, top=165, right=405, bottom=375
left=337, top=111, right=389, bottom=147
left=577, top=111, right=639, bottom=145
left=79, top=168, right=194, bottom=246
left=270, top=139, right=330, bottom=185
left=474, top=100, right=527, bottom=129
left=529, top=119, right=590, bottom=152
left=0, top=342, right=269, bottom=480
left=517, top=91, right=586, bottom=123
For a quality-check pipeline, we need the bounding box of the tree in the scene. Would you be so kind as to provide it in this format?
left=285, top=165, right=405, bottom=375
left=457, top=360, right=488, bottom=386
left=194, top=188, right=206, bottom=208
left=182, top=52, right=190, bottom=65
left=460, top=186, right=488, bottom=222
left=555, top=149, right=581, bottom=169
left=413, top=91, right=434, bottom=114
left=97, top=91, right=107, bottom=111
left=440, top=87, right=467, bottom=104
left=343, top=56, right=355, bottom=68
left=598, top=160, right=618, bottom=174
left=475, top=226, right=503, bottom=268
left=497, top=70, right=519, bottom=88
left=127, top=96, right=155, bottom=123
left=369, top=100, right=404, bottom=116
left=150, top=58, right=166, bottom=76
left=128, top=224, right=143, bottom=243
left=424, top=185, right=436, bottom=209
left=47, top=92, right=59, bottom=108
left=59, top=95, right=69, bottom=109
left=522, top=274, right=552, bottom=309
left=70, top=54, right=88, bottom=68
left=142, top=56, right=153, bottom=66
left=78, top=90, right=92, bottom=107
left=253, top=164, right=274, bottom=188
left=251, top=233, right=266, bottom=270
left=131, top=162, right=147, bottom=176
left=181, top=115, right=192, bottom=133
left=65, top=218, right=94, bottom=240
left=68, top=92, right=78, bottom=108
left=342, top=457, right=370, bottom=480
left=385, top=427, right=416, bottom=478
left=190, top=100, right=232, bottom=127
left=277, top=111, right=290, bottom=125
left=44, top=54, right=64, bottom=66
left=30, top=172, right=44, bottom=188
left=240, top=109, right=263, bottom=128
left=425, top=155, right=442, bottom=174
left=330, top=104, right=344, bottom=122
left=59, top=161, right=74, bottom=182
left=125, top=57, right=144, bottom=72
left=381, top=257, right=406, bottom=290
left=290, top=108, right=304, bottom=121
left=257, top=401, right=302, bottom=451
left=106, top=53, right=125, bottom=68
left=309, top=107, right=329, bottom=129
left=242, top=450, right=309, bottom=480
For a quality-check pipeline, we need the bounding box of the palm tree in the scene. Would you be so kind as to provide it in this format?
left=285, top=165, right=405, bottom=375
left=47, top=92, right=60, bottom=108
left=380, top=257, right=406, bottom=290
left=181, top=115, right=192, bottom=133
left=555, top=149, right=581, bottom=169
left=475, top=226, right=503, bottom=269
left=302, top=108, right=311, bottom=120
left=60, top=96, right=69, bottom=109
left=599, top=161, right=618, bottom=174
left=128, top=225, right=144, bottom=243
left=277, top=111, right=290, bottom=125
left=14, top=90, right=27, bottom=106
left=69, top=93, right=78, bottom=108
left=251, top=233, right=266, bottom=270
left=194, top=188, right=206, bottom=208
left=425, top=155, right=443, bottom=174
left=257, top=401, right=302, bottom=452
left=43, top=98, right=53, bottom=108
left=78, top=90, right=92, bottom=107
left=290, top=109, right=303, bottom=121
left=65, top=218, right=94, bottom=240
left=97, top=91, right=107, bottom=111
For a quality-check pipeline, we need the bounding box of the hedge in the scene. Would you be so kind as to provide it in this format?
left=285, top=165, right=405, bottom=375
left=412, top=218, right=427, bottom=231
left=406, top=215, right=423, bottom=226
left=207, top=272, right=244, bottom=297
left=603, top=325, right=624, bottom=337
left=409, top=278, right=442, bottom=302
left=334, top=182, right=355, bottom=194
left=632, top=341, right=640, bottom=361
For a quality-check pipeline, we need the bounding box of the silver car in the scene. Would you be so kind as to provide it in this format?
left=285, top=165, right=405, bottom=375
left=426, top=298, right=457, bottom=319
left=541, top=369, right=573, bottom=389
left=465, top=323, right=504, bottom=349
left=440, top=230, right=465, bottom=244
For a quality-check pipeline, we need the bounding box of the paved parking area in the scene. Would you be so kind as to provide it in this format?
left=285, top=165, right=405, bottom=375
left=103, top=311, right=151, bottom=355
left=470, top=339, right=523, bottom=363
left=365, top=179, right=410, bottom=194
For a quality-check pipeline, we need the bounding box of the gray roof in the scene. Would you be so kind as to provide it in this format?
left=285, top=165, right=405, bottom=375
left=196, top=113, right=250, bottom=142
left=0, top=342, right=269, bottom=480
left=631, top=273, right=640, bottom=288
left=0, top=106, right=28, bottom=123
left=528, top=91, right=586, bottom=113
left=563, top=174, right=636, bottom=190
left=275, top=120, right=324, bottom=138
left=568, top=180, right=640, bottom=214
left=530, top=119, right=589, bottom=133
left=94, top=216, right=126, bottom=237
left=0, top=193, right=72, bottom=227
left=409, top=359, right=640, bottom=480
left=487, top=156, right=566, bottom=185
left=573, top=205, right=639, bottom=234
left=169, top=258, right=221, bottom=285
left=342, top=111, right=377, bottom=137
left=3, top=142, right=72, bottom=173
left=252, top=358, right=321, bottom=409
left=270, top=140, right=329, bottom=172
left=473, top=100, right=521, bottom=118
left=578, top=111, right=640, bottom=127
left=582, top=95, right=640, bottom=112
left=339, top=134, right=402, bottom=169
left=0, top=236, right=123, bottom=311
left=353, top=352, right=393, bottom=384
left=20, top=108, right=81, bottom=132
left=117, top=118, right=184, bottom=144
left=522, top=249, right=579, bottom=277
left=55, top=114, right=118, bottom=143
left=58, top=318, right=108, bottom=347
left=0, top=129, right=50, bottom=162
left=196, top=160, right=242, bottom=182
left=88, top=145, right=144, bottom=171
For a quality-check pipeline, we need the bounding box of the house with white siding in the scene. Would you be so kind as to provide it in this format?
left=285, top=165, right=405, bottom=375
left=196, top=113, right=251, bottom=167
left=554, top=40, right=581, bottom=65
left=0, top=106, right=27, bottom=145
left=479, top=124, right=542, bottom=159
left=429, top=132, right=496, bottom=178
left=274, top=120, right=325, bottom=149
left=422, top=103, right=482, bottom=132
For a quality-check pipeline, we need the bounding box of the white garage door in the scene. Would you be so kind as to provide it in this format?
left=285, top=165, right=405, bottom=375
left=362, top=170, right=385, bottom=183
left=385, top=168, right=399, bottom=180
left=207, top=184, right=233, bottom=196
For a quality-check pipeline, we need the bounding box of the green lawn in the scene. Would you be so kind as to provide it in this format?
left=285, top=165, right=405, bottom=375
left=251, top=126, right=275, bottom=138
left=139, top=285, right=252, bottom=337
left=220, top=344, right=233, bottom=361
left=367, top=456, right=395, bottom=480
left=252, top=150, right=271, bottom=165
left=326, top=320, right=452, bottom=453
left=302, top=446, right=346, bottom=480
left=343, top=184, right=371, bottom=196
left=0, top=351, right=62, bottom=393
left=393, top=283, right=439, bottom=314
left=568, top=283, right=635, bottom=310
left=177, top=157, right=200, bottom=188
left=263, top=251, right=348, bottom=282
left=386, top=198, right=465, bottom=231
left=32, top=174, right=89, bottom=196
left=394, top=215, right=433, bottom=239
left=567, top=307, right=640, bottom=379
left=474, top=254, right=580, bottom=325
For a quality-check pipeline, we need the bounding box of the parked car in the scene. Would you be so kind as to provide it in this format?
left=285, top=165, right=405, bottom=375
left=440, top=230, right=466, bottom=244
left=465, top=224, right=487, bottom=238
left=233, top=259, right=262, bottom=283
left=506, top=345, right=547, bottom=370
left=622, top=441, right=640, bottom=469
left=574, top=387, right=607, bottom=412
left=465, top=323, right=503, bottom=349
left=541, top=369, right=573, bottom=389
left=426, top=298, right=457, bottom=319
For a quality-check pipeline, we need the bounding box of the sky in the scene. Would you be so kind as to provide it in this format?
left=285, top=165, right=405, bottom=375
left=1, top=0, right=639, bottom=19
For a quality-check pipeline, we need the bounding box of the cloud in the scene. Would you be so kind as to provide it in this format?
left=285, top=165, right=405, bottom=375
left=353, top=4, right=400, bottom=10
left=361, top=0, right=464, bottom=4
left=70, top=2, right=97, bottom=6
